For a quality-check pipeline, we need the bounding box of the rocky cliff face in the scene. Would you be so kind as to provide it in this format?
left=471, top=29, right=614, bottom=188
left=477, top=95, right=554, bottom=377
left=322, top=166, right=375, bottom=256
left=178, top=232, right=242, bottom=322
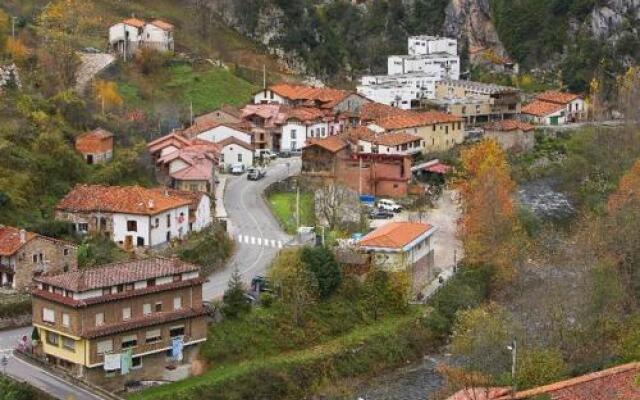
left=590, top=0, right=640, bottom=40
left=443, top=0, right=508, bottom=65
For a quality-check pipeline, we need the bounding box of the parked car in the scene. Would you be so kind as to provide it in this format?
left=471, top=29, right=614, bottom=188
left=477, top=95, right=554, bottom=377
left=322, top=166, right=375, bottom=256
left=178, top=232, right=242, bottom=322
left=289, top=149, right=302, bottom=157
left=230, top=163, right=245, bottom=175
left=369, top=209, right=395, bottom=219
left=255, top=149, right=277, bottom=160
left=278, top=151, right=292, bottom=158
left=251, top=275, right=272, bottom=293
left=377, top=199, right=402, bottom=213
left=247, top=167, right=266, bottom=181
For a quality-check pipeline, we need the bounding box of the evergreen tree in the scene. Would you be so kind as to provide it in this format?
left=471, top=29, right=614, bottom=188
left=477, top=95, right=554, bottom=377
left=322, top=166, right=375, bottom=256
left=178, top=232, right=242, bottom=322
left=222, top=269, right=251, bottom=319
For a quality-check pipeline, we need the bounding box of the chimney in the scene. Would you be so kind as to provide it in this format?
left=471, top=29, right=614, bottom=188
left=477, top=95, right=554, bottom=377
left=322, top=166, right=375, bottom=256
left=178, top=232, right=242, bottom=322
left=148, top=199, right=155, bottom=210
left=19, top=229, right=26, bottom=244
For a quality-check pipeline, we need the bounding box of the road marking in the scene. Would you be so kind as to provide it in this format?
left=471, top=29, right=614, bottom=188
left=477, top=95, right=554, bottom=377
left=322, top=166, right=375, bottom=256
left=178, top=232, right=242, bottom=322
left=257, top=238, right=262, bottom=246
left=271, top=239, right=276, bottom=247
left=278, top=241, right=283, bottom=249
left=250, top=236, right=255, bottom=245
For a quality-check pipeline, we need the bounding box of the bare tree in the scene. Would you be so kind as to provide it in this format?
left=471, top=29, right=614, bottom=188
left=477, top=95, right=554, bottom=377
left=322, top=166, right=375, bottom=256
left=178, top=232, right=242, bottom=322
left=313, top=181, right=358, bottom=231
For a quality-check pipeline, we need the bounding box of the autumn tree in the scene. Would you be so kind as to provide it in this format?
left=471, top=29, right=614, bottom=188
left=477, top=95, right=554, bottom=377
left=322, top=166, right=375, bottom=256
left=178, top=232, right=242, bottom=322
left=93, top=80, right=123, bottom=113
left=0, top=10, right=9, bottom=53
left=617, top=66, right=640, bottom=123
left=5, top=38, right=29, bottom=63
left=459, top=140, right=526, bottom=281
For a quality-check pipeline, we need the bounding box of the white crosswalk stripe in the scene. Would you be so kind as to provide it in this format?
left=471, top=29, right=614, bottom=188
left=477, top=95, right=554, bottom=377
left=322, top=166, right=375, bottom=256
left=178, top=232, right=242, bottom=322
left=236, top=234, right=285, bottom=249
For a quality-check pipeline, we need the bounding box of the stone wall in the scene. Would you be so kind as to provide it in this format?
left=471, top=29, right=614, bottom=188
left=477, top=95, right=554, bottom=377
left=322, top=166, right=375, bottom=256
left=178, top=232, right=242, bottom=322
left=0, top=64, right=21, bottom=90
left=13, top=237, right=77, bottom=291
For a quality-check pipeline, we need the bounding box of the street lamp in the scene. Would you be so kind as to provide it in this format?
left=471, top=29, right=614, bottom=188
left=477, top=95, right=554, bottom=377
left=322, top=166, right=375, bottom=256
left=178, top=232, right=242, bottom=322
left=507, top=339, right=517, bottom=399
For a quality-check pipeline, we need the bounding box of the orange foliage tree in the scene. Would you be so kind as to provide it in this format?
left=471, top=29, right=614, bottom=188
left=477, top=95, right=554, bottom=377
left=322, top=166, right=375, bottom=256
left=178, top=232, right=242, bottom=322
left=93, top=80, right=123, bottom=113
left=459, top=139, right=525, bottom=281
left=5, top=38, right=29, bottom=62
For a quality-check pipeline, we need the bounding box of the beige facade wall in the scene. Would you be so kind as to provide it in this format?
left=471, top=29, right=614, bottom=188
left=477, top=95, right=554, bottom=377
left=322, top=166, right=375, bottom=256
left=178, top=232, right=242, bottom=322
left=13, top=238, right=77, bottom=291
left=391, top=121, right=464, bottom=153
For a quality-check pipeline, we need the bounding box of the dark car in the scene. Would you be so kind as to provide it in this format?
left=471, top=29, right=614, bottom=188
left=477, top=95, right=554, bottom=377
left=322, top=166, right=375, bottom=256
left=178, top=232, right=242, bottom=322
left=251, top=275, right=272, bottom=293
left=278, top=151, right=292, bottom=158
left=369, top=209, right=394, bottom=219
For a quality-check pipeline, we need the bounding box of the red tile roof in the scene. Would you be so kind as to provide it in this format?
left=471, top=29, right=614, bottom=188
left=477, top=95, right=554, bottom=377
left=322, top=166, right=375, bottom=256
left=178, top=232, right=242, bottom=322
left=286, top=107, right=327, bottom=123
left=497, top=362, right=640, bottom=400
left=34, top=257, right=199, bottom=292
left=359, top=103, right=411, bottom=121
left=347, top=127, right=422, bottom=147
left=376, top=111, right=462, bottom=130
left=147, top=132, right=192, bottom=154
left=149, top=19, right=174, bottom=31
left=150, top=188, right=207, bottom=211
left=484, top=120, right=535, bottom=132
left=217, top=136, right=253, bottom=150
left=241, top=104, right=289, bottom=127
left=122, top=18, right=146, bottom=28
left=536, top=91, right=580, bottom=105
left=75, top=128, right=114, bottom=155
left=304, top=136, right=349, bottom=153
left=358, top=222, right=434, bottom=249
left=56, top=185, right=192, bottom=215
left=269, top=84, right=350, bottom=107
left=522, top=100, right=566, bottom=117
left=0, top=226, right=37, bottom=256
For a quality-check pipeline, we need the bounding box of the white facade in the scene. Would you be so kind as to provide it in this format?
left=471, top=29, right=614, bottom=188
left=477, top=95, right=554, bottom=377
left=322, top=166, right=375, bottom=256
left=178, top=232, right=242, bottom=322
left=196, top=125, right=252, bottom=145
left=191, top=195, right=212, bottom=232
left=523, top=109, right=567, bottom=126
left=253, top=89, right=287, bottom=105
left=281, top=121, right=329, bottom=152
left=220, top=143, right=254, bottom=169
left=408, top=36, right=457, bottom=56
left=111, top=205, right=189, bottom=249
left=388, top=54, right=460, bottom=80
left=143, top=24, right=174, bottom=51
left=357, top=139, right=424, bottom=156
left=108, top=23, right=143, bottom=48
left=358, top=73, right=438, bottom=109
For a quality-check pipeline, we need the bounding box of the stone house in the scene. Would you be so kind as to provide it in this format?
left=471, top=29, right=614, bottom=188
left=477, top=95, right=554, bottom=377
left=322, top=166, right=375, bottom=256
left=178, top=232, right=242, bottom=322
left=75, top=128, right=114, bottom=165
left=32, top=258, right=207, bottom=391
left=483, top=120, right=536, bottom=152
left=0, top=226, right=77, bottom=291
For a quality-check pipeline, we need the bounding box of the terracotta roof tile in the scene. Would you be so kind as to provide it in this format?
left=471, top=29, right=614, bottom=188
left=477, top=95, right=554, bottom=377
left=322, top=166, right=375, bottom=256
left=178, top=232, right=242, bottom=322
left=536, top=91, right=580, bottom=105
left=34, top=257, right=199, bottom=292
left=56, top=185, right=192, bottom=215
left=75, top=128, right=114, bottom=155
left=0, top=226, right=37, bottom=256
left=521, top=100, right=566, bottom=117
left=147, top=132, right=191, bottom=154
left=304, top=136, right=349, bottom=153
left=359, top=103, right=411, bottom=121
left=122, top=18, right=146, bottom=28
left=269, top=83, right=350, bottom=107
left=150, top=19, right=174, bottom=31
left=376, top=111, right=462, bottom=130
left=358, top=222, right=434, bottom=249
left=484, top=120, right=535, bottom=132
left=217, top=136, right=253, bottom=150
left=286, top=107, right=327, bottom=123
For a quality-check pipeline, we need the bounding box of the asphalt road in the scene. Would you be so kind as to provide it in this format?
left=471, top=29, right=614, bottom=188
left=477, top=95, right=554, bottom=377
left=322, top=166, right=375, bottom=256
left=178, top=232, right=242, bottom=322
left=202, top=157, right=301, bottom=300
left=0, top=326, right=102, bottom=400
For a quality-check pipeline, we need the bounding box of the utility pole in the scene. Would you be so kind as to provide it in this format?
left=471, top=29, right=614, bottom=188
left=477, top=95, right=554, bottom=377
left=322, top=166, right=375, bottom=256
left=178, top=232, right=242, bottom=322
left=190, top=101, right=194, bottom=126
left=296, top=185, right=300, bottom=230
left=358, top=156, right=363, bottom=195
left=508, top=339, right=517, bottom=399
left=263, top=64, right=267, bottom=90
left=11, top=17, right=17, bottom=39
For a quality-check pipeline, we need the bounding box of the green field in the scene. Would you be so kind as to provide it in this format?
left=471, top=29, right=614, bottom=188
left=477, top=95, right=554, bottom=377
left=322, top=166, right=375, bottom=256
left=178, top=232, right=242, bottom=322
left=267, top=191, right=315, bottom=234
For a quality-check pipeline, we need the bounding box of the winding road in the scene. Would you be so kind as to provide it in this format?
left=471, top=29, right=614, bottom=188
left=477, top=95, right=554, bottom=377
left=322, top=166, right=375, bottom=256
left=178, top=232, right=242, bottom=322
left=203, top=157, right=300, bottom=299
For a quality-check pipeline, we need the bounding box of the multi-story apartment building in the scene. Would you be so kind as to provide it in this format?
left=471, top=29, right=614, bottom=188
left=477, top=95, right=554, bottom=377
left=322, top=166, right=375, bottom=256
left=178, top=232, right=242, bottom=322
left=0, top=226, right=77, bottom=291
left=31, top=258, right=207, bottom=391
left=357, top=72, right=439, bottom=110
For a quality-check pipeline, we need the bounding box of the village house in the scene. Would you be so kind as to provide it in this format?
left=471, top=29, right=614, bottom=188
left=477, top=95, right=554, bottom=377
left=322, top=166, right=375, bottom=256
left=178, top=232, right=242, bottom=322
left=358, top=221, right=437, bottom=294
left=147, top=132, right=193, bottom=161
left=521, top=90, right=587, bottom=125
left=483, top=120, right=536, bottom=152
left=151, top=189, right=212, bottom=232
left=55, top=185, right=193, bottom=250
left=31, top=258, right=207, bottom=391
left=346, top=126, right=424, bottom=156
left=0, top=226, right=77, bottom=291
left=240, top=103, right=287, bottom=150
left=301, top=136, right=414, bottom=198
left=280, top=107, right=331, bottom=152
left=153, top=141, right=219, bottom=193
left=75, top=128, right=114, bottom=165
left=447, top=362, right=640, bottom=400
left=108, top=18, right=174, bottom=56
left=430, top=80, right=521, bottom=125
left=194, top=105, right=243, bottom=126
left=181, top=120, right=253, bottom=146
left=217, top=137, right=254, bottom=171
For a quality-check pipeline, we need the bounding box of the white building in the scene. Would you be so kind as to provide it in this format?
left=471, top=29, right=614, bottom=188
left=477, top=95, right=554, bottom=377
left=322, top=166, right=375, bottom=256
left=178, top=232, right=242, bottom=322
left=408, top=36, right=457, bottom=56
left=55, top=185, right=194, bottom=250
left=357, top=35, right=460, bottom=111
left=348, top=126, right=424, bottom=155
left=109, top=18, right=174, bottom=56
left=357, top=72, right=438, bottom=109
left=190, top=123, right=252, bottom=145
left=217, top=137, right=254, bottom=170
left=280, top=107, right=330, bottom=152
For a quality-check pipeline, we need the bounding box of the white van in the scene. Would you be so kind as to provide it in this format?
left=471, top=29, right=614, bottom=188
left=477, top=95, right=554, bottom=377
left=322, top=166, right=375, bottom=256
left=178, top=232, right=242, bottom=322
left=254, top=149, right=277, bottom=160
left=377, top=199, right=402, bottom=213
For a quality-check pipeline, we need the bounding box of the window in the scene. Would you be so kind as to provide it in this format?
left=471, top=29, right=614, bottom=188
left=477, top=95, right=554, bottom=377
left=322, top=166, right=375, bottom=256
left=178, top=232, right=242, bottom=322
left=127, top=220, right=137, bottom=232
left=155, top=302, right=163, bottom=312
left=169, top=326, right=185, bottom=338
left=63, top=248, right=69, bottom=256
left=432, top=125, right=436, bottom=132
left=125, top=284, right=134, bottom=291
left=42, top=308, right=55, bottom=324
left=145, top=329, right=162, bottom=344
left=95, top=312, right=104, bottom=327
left=121, top=334, right=137, bottom=349
left=62, top=313, right=70, bottom=328
left=77, top=223, right=88, bottom=232
left=173, top=296, right=182, bottom=310
left=131, top=357, right=142, bottom=369
left=154, top=218, right=160, bottom=228
left=143, top=303, right=151, bottom=315
left=291, top=129, right=297, bottom=139
left=445, top=126, right=449, bottom=134
left=32, top=254, right=38, bottom=263
left=147, top=278, right=156, bottom=287
left=97, top=339, right=113, bottom=354
left=62, top=337, right=75, bottom=351
left=46, top=331, right=59, bottom=346
left=122, top=307, right=131, bottom=320
left=237, top=153, right=243, bottom=162
left=166, top=214, right=171, bottom=228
